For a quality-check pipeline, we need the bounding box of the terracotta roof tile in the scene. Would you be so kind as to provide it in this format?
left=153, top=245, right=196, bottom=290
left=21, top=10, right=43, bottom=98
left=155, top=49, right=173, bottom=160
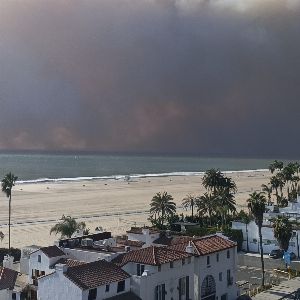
left=168, top=234, right=236, bottom=255
left=40, top=245, right=65, bottom=258
left=65, top=260, right=130, bottom=290
left=52, top=258, right=86, bottom=268
left=112, top=246, right=192, bottom=267
left=0, top=267, right=18, bottom=290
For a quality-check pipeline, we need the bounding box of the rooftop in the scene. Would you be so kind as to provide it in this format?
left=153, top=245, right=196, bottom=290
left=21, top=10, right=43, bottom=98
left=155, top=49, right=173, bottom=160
left=126, top=227, right=159, bottom=235
left=0, top=267, right=18, bottom=290
left=65, top=260, right=130, bottom=290
left=168, top=234, right=236, bottom=255
left=51, top=258, right=86, bottom=268
left=40, top=245, right=65, bottom=258
left=112, top=245, right=192, bottom=267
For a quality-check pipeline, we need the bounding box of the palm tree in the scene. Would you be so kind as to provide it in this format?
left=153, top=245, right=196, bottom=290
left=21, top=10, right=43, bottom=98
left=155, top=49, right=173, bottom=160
left=196, top=193, right=217, bottom=226
left=1, top=173, right=18, bottom=255
left=182, top=194, right=197, bottom=220
left=50, top=215, right=87, bottom=239
left=238, top=210, right=251, bottom=252
left=214, top=188, right=236, bottom=228
left=269, top=160, right=284, bottom=174
left=247, top=192, right=266, bottom=287
left=261, top=184, right=273, bottom=205
left=202, top=169, right=224, bottom=193
left=150, top=192, right=176, bottom=228
left=273, top=216, right=293, bottom=253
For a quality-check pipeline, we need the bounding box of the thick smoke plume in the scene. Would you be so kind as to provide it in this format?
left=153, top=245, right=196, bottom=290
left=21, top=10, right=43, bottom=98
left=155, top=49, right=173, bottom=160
left=0, top=0, right=300, bottom=156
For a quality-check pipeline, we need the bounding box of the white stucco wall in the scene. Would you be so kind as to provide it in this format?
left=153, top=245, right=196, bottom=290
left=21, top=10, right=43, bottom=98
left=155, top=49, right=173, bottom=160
left=123, top=258, right=195, bottom=300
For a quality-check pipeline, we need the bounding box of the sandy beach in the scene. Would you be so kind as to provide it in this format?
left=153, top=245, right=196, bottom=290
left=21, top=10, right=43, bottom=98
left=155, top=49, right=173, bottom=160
left=0, top=170, right=270, bottom=249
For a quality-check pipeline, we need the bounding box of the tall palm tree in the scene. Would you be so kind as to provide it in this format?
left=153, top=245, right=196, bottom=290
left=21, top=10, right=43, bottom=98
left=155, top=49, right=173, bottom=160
left=247, top=192, right=266, bottom=287
left=202, top=169, right=224, bottom=193
left=273, top=216, right=293, bottom=253
left=269, top=160, right=284, bottom=174
left=182, top=194, right=197, bottom=220
left=270, top=175, right=281, bottom=205
left=214, top=188, right=236, bottom=227
left=150, top=192, right=176, bottom=228
left=1, top=173, right=18, bottom=255
left=261, top=184, right=273, bottom=205
left=50, top=215, right=87, bottom=239
left=196, top=193, right=217, bottom=226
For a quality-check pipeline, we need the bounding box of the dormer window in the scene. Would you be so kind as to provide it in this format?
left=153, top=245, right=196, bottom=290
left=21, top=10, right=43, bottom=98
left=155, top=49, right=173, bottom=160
left=38, top=255, right=41, bottom=263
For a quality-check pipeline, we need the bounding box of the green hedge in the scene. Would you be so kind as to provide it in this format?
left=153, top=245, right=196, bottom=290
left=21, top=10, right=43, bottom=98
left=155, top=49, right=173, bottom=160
left=223, top=228, right=243, bottom=251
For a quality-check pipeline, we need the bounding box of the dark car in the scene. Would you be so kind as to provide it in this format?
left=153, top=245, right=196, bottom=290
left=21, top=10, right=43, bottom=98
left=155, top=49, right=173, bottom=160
left=269, top=249, right=284, bottom=259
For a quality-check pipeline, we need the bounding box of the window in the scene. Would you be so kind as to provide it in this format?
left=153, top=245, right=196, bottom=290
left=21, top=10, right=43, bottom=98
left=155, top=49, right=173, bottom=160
left=170, top=261, right=174, bottom=268
left=137, top=264, right=145, bottom=276
left=221, top=294, right=228, bottom=300
left=155, top=284, right=166, bottom=300
left=12, top=293, right=16, bottom=300
left=105, top=284, right=110, bottom=292
left=182, top=258, right=185, bottom=265
left=207, top=255, right=210, bottom=266
left=227, top=269, right=232, bottom=286
left=88, top=288, right=97, bottom=300
left=117, top=280, right=125, bottom=293
left=227, top=250, right=230, bottom=259
left=216, top=253, right=219, bottom=262
left=38, top=255, right=41, bottom=263
left=158, top=265, right=161, bottom=272
left=179, top=276, right=189, bottom=299
left=219, top=272, right=223, bottom=281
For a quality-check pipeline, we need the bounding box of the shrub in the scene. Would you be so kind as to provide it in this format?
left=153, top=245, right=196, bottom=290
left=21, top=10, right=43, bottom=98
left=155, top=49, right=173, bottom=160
left=223, top=228, right=243, bottom=251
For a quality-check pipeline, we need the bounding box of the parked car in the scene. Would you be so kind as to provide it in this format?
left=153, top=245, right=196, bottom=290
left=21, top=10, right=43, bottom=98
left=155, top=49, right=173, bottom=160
left=269, top=249, right=284, bottom=259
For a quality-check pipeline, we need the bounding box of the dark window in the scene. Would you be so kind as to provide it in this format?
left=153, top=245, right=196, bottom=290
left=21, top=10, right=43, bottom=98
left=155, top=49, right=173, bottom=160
left=170, top=261, right=173, bottom=268
left=155, top=284, right=166, bottom=300
left=117, top=280, right=125, bottom=293
left=137, top=264, right=145, bottom=276
left=88, top=288, right=97, bottom=300
left=227, top=269, right=232, bottom=286
left=227, top=250, right=230, bottom=259
left=219, top=272, right=222, bottom=281
left=216, top=253, right=219, bottom=262
left=38, top=255, right=41, bottom=263
left=207, top=256, right=210, bottom=266
left=105, top=284, right=110, bottom=292
left=12, top=293, right=16, bottom=300
left=221, top=294, right=228, bottom=300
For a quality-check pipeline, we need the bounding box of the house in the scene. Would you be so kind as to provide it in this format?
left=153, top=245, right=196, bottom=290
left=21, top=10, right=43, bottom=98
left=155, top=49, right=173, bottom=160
left=112, top=245, right=194, bottom=300
left=126, top=227, right=160, bottom=246
left=29, top=245, right=66, bottom=285
left=37, top=260, right=134, bottom=300
left=167, top=234, right=239, bottom=300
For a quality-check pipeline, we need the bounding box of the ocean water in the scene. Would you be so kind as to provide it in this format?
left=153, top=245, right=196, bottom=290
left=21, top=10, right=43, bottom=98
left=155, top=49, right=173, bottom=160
left=0, top=153, right=278, bottom=183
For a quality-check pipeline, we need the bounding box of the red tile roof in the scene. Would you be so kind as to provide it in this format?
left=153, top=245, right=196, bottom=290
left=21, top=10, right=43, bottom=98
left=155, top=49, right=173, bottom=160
left=65, top=260, right=130, bottom=290
left=112, top=246, right=192, bottom=267
left=0, top=267, right=18, bottom=290
left=52, top=258, right=86, bottom=268
left=40, top=245, right=65, bottom=258
left=168, top=235, right=236, bottom=255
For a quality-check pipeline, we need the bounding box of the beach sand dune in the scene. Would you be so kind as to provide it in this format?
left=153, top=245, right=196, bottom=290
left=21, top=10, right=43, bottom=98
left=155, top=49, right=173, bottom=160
left=0, top=171, right=269, bottom=248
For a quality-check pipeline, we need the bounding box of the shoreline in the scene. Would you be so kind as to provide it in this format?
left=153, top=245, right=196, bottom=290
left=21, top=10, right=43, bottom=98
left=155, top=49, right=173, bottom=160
left=0, top=171, right=270, bottom=248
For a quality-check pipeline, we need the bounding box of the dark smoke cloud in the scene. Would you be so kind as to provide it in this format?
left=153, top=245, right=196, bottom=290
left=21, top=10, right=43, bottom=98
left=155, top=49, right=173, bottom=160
left=0, top=0, right=300, bottom=157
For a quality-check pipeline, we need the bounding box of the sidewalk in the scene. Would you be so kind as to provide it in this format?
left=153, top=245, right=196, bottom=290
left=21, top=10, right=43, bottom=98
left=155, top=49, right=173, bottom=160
left=252, top=277, right=300, bottom=299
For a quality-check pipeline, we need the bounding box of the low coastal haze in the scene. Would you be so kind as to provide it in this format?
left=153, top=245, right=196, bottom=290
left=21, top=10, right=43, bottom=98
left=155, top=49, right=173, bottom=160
left=0, top=0, right=300, bottom=157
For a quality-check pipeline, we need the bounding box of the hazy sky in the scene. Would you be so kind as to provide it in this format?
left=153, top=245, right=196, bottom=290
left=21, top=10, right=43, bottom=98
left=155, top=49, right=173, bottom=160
left=0, top=0, right=300, bottom=157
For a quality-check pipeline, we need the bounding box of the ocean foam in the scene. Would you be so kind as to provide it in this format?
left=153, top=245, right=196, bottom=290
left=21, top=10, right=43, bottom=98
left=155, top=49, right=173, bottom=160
left=16, top=169, right=268, bottom=184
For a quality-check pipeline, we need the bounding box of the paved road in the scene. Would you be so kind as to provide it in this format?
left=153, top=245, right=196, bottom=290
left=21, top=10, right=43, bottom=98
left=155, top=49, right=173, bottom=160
left=237, top=252, right=295, bottom=292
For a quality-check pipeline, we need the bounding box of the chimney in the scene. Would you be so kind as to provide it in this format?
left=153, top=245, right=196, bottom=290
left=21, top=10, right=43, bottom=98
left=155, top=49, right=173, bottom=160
left=185, top=241, right=193, bottom=254
left=3, top=255, right=14, bottom=270
left=141, top=270, right=151, bottom=277
left=55, top=263, right=68, bottom=274
left=142, top=228, right=150, bottom=235
left=125, top=246, right=131, bottom=252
